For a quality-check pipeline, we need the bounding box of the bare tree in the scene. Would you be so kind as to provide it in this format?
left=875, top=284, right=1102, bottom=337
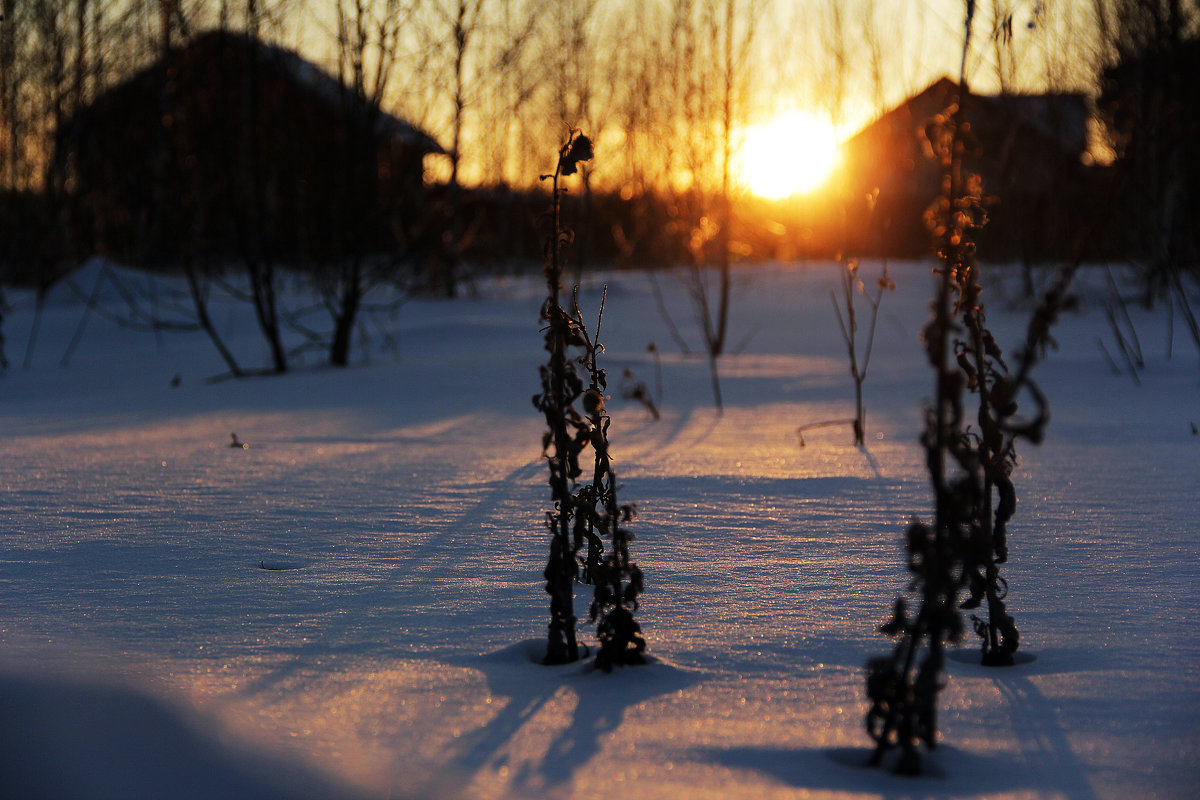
left=2, top=0, right=119, bottom=287
left=401, top=0, right=488, bottom=297
left=1091, top=0, right=1200, bottom=361
left=1095, top=0, right=1200, bottom=288
left=315, top=0, right=422, bottom=366
left=407, top=0, right=550, bottom=289
left=678, top=0, right=765, bottom=412
left=0, top=1, right=33, bottom=195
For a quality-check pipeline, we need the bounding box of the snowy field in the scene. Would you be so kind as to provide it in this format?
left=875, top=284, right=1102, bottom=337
left=1, top=260, right=1197, bottom=799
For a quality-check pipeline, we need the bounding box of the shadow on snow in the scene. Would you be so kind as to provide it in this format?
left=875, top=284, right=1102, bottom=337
left=443, top=639, right=703, bottom=796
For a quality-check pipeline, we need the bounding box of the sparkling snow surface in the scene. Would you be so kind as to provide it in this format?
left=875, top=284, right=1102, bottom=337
left=1, top=262, right=1197, bottom=799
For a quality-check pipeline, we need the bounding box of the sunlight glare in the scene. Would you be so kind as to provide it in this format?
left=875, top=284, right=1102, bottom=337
left=738, top=112, right=840, bottom=199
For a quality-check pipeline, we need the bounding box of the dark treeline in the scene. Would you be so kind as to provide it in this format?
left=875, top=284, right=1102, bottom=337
left=0, top=140, right=1158, bottom=283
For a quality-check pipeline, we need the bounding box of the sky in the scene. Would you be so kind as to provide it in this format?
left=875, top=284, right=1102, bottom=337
left=71, top=0, right=1105, bottom=196
left=274, top=0, right=1107, bottom=190
left=759, top=0, right=1102, bottom=133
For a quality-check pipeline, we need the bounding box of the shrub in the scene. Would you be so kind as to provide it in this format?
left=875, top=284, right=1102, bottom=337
left=533, top=129, right=645, bottom=668
left=864, top=81, right=1074, bottom=773
left=578, top=291, right=646, bottom=671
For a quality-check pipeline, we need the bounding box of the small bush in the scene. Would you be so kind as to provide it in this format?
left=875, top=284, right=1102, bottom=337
left=865, top=82, right=1073, bottom=773
left=533, top=129, right=645, bottom=669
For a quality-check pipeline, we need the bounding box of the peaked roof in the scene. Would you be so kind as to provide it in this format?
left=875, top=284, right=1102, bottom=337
left=847, top=77, right=1088, bottom=160
left=834, top=76, right=1091, bottom=200
left=78, top=29, right=444, bottom=155
left=859, top=77, right=1094, bottom=158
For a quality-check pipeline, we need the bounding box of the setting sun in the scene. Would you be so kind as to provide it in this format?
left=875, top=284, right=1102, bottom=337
left=737, top=111, right=840, bottom=199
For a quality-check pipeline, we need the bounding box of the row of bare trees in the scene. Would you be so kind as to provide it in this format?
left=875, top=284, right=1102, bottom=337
left=1, top=1, right=1192, bottom=375
left=2, top=0, right=1126, bottom=224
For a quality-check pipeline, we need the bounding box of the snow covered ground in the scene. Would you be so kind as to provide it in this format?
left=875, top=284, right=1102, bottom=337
left=1, top=260, right=1197, bottom=799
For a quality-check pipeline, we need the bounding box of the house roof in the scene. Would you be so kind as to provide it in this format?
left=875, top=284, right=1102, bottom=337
left=846, top=77, right=1088, bottom=160
left=835, top=77, right=1090, bottom=198
left=76, top=29, right=445, bottom=155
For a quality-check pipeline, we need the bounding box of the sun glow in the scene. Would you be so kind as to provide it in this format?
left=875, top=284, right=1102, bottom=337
left=737, top=111, right=841, bottom=199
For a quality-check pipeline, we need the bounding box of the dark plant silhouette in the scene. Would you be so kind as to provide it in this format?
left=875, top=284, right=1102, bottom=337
left=620, top=367, right=660, bottom=420
left=864, top=3, right=1075, bottom=772
left=533, top=129, right=645, bottom=668
left=533, top=128, right=593, bottom=664
left=863, top=91, right=989, bottom=775
left=865, top=103, right=1076, bottom=775
left=577, top=291, right=646, bottom=672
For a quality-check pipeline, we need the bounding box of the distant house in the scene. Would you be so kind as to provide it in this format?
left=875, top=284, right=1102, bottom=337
left=833, top=77, right=1097, bottom=261
left=62, top=30, right=446, bottom=267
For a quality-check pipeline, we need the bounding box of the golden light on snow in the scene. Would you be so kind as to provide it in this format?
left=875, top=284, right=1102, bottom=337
left=737, top=111, right=840, bottom=199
